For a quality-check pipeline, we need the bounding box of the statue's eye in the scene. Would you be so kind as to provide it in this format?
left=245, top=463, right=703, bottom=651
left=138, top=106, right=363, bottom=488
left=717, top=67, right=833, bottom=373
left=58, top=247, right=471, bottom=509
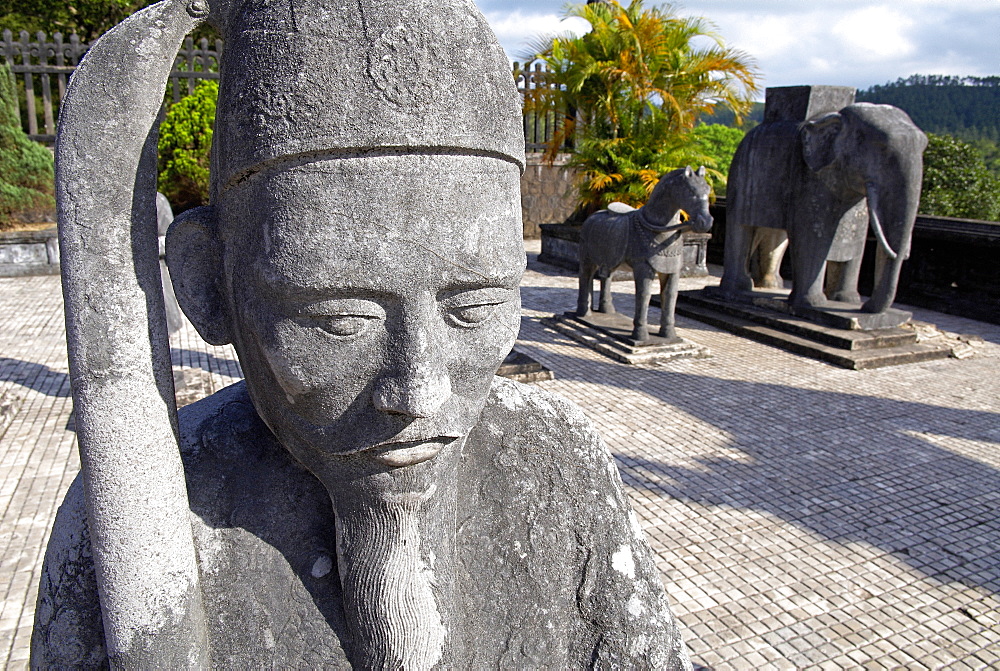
left=297, top=299, right=386, bottom=338
left=320, top=315, right=379, bottom=337
left=441, top=288, right=514, bottom=328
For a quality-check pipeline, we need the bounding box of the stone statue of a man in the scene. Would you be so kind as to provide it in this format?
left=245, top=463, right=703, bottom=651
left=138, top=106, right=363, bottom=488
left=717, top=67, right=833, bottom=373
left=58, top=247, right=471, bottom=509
left=32, top=0, right=692, bottom=668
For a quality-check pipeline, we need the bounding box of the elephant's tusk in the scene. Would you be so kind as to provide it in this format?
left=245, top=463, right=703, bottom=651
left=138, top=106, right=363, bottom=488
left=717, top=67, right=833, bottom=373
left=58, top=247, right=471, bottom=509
left=866, top=187, right=899, bottom=261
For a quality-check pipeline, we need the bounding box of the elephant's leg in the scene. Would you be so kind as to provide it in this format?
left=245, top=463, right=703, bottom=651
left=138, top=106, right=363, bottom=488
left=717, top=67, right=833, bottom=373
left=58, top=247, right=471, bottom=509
left=755, top=229, right=789, bottom=290
left=577, top=260, right=595, bottom=317
left=658, top=272, right=680, bottom=341
left=828, top=258, right=862, bottom=305
left=631, top=265, right=655, bottom=343
left=863, top=246, right=903, bottom=314
left=788, top=235, right=830, bottom=309
left=719, top=222, right=754, bottom=296
left=598, top=273, right=615, bottom=313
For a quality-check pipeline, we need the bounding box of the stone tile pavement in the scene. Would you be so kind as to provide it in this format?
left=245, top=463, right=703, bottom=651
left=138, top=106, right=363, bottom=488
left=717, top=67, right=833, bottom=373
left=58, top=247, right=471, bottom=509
left=1, top=242, right=998, bottom=669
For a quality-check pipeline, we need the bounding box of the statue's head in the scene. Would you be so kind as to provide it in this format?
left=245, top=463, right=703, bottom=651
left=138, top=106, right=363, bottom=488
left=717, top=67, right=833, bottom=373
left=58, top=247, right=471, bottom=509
left=53, top=1, right=524, bottom=662
left=167, top=0, right=526, bottom=471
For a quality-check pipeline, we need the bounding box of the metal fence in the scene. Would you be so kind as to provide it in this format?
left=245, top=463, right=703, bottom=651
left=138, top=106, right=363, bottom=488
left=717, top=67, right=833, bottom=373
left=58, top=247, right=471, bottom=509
left=3, top=31, right=563, bottom=151
left=514, top=61, right=567, bottom=153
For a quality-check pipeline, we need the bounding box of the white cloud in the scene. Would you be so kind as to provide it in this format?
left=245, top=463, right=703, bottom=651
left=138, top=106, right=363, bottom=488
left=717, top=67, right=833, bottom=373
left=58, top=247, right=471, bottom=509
left=483, top=11, right=576, bottom=59
left=832, top=7, right=916, bottom=59
left=475, top=1, right=1000, bottom=93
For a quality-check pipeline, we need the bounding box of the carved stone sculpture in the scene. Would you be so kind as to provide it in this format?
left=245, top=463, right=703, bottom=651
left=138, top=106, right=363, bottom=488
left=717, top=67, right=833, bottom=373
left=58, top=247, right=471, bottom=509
left=156, top=192, right=183, bottom=335
left=720, top=86, right=928, bottom=317
left=31, top=0, right=691, bottom=668
left=577, top=167, right=713, bottom=343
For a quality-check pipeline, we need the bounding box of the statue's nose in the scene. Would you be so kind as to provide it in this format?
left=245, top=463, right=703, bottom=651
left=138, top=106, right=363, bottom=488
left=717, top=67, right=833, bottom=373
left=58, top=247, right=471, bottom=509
left=371, top=311, right=452, bottom=418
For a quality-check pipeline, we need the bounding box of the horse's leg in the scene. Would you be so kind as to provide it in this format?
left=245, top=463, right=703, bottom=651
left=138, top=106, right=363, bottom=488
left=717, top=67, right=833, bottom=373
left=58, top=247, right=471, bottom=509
left=659, top=271, right=680, bottom=340
left=631, top=264, right=654, bottom=343
left=577, top=259, right=595, bottom=317
left=598, top=272, right=615, bottom=313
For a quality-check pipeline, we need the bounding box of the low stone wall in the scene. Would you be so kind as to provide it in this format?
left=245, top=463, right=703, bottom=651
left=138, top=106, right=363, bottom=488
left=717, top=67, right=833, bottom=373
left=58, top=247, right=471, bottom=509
left=0, top=228, right=60, bottom=277
left=705, top=201, right=1000, bottom=326
left=520, top=154, right=578, bottom=239
left=538, top=223, right=711, bottom=278
left=860, top=215, right=1000, bottom=326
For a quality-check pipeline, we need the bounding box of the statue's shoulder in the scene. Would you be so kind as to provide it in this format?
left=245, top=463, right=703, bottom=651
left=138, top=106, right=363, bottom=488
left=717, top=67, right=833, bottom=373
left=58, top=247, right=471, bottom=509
left=482, top=375, right=606, bottom=457
left=476, top=376, right=631, bottom=501
left=31, top=383, right=267, bottom=667
left=30, top=475, right=107, bottom=667
left=176, top=380, right=260, bottom=457
left=465, top=378, right=691, bottom=669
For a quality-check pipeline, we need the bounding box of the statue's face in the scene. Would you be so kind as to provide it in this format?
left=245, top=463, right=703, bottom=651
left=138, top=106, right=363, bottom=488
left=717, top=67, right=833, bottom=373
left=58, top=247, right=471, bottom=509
left=218, top=154, right=524, bottom=470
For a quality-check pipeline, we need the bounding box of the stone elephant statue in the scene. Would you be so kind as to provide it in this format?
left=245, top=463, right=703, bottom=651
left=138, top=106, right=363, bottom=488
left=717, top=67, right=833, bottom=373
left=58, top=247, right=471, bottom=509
left=720, top=98, right=928, bottom=315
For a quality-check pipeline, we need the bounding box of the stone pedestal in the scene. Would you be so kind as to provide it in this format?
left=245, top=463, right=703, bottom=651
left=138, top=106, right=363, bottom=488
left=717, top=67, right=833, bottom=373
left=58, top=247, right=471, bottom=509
left=679, top=289, right=951, bottom=370
left=543, top=312, right=710, bottom=365
left=715, top=288, right=913, bottom=331
left=538, top=223, right=710, bottom=278
left=496, top=349, right=554, bottom=383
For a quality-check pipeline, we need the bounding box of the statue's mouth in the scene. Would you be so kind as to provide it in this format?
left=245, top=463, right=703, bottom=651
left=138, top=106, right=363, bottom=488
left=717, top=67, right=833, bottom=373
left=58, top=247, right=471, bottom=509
left=366, top=438, right=456, bottom=468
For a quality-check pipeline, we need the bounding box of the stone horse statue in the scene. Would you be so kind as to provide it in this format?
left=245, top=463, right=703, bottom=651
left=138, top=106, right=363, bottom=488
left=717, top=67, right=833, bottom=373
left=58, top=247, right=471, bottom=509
left=577, top=166, right=713, bottom=343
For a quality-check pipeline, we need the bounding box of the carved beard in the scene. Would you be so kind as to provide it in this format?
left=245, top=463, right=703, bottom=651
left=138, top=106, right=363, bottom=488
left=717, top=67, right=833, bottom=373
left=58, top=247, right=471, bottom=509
left=323, top=441, right=461, bottom=669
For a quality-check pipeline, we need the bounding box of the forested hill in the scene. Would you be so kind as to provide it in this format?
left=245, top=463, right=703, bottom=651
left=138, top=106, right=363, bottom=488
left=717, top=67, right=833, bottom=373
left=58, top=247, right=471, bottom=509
left=857, top=75, right=1000, bottom=142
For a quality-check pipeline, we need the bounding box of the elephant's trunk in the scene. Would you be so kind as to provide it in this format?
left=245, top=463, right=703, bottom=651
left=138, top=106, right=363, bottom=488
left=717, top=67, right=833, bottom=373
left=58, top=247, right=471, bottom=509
left=866, top=184, right=898, bottom=261
left=861, top=174, right=920, bottom=314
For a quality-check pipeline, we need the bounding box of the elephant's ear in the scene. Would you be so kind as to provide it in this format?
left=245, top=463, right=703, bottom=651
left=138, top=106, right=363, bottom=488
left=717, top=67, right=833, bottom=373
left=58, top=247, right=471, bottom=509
left=801, top=113, right=844, bottom=172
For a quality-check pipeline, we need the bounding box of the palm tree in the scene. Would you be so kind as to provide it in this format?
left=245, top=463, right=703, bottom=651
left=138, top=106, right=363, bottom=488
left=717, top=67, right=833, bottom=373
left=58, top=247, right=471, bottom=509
left=521, top=0, right=760, bottom=210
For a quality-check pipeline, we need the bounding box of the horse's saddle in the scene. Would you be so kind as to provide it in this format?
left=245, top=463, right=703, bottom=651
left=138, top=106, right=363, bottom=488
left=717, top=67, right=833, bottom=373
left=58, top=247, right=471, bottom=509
left=607, top=202, right=636, bottom=214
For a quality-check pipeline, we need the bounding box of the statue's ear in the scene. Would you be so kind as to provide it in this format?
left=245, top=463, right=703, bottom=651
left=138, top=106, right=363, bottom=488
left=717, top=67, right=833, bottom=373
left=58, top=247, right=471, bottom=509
left=697, top=165, right=707, bottom=178
left=684, top=165, right=694, bottom=178
left=801, top=113, right=844, bottom=172
left=166, top=205, right=232, bottom=345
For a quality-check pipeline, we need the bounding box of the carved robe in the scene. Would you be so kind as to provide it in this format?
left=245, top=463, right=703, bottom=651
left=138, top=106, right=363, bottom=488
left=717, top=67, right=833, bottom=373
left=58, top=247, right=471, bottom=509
left=32, top=378, right=690, bottom=669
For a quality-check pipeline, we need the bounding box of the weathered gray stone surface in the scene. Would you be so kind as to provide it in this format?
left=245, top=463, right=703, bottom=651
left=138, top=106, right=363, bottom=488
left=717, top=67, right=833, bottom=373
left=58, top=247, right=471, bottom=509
left=0, top=228, right=60, bottom=277
left=720, top=86, right=928, bottom=319
left=36, top=378, right=687, bottom=667
left=157, top=192, right=183, bottom=335
left=577, top=167, right=713, bottom=344
left=34, top=0, right=691, bottom=666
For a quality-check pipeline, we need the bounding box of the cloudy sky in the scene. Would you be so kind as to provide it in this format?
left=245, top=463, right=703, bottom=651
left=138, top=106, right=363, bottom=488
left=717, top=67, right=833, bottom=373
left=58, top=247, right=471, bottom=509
left=474, top=0, right=1000, bottom=96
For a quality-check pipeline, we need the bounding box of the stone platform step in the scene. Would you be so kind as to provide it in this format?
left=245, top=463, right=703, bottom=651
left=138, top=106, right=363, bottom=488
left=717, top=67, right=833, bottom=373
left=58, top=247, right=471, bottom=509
left=542, top=312, right=710, bottom=365
left=496, top=349, right=555, bottom=383
left=676, top=291, right=952, bottom=370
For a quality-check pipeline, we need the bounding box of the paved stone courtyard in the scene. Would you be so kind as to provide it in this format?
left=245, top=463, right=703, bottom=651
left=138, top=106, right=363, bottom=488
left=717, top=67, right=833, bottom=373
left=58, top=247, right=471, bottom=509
left=1, top=241, right=998, bottom=669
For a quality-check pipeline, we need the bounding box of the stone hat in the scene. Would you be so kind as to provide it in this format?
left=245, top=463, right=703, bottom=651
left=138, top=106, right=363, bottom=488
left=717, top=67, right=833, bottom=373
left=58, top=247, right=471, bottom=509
left=211, top=0, right=525, bottom=196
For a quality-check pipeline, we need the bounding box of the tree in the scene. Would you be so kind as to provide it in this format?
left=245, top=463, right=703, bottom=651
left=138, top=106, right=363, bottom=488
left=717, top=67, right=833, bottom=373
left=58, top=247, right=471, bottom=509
left=158, top=79, right=218, bottom=213
left=1, top=0, right=216, bottom=43
left=522, top=0, right=759, bottom=210
left=1, top=0, right=152, bottom=42
left=0, top=65, right=55, bottom=230
left=920, top=133, right=1000, bottom=222
left=691, top=124, right=744, bottom=194
left=857, top=75, right=1000, bottom=146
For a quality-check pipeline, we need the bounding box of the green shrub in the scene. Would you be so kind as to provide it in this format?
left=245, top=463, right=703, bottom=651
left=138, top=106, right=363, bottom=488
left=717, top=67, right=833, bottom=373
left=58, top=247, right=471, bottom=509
left=691, top=124, right=745, bottom=195
left=921, top=133, right=1000, bottom=221
left=0, top=64, right=55, bottom=231
left=158, top=79, right=218, bottom=212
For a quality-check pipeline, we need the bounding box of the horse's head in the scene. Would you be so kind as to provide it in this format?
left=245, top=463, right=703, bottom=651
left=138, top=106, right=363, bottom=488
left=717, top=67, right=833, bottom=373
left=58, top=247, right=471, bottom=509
left=647, top=166, right=713, bottom=233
